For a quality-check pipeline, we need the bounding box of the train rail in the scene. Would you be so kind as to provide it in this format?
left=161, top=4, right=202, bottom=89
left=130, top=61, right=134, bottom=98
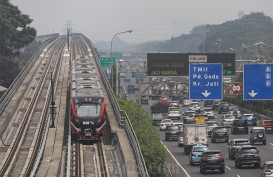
left=0, top=38, right=66, bottom=176
left=70, top=140, right=111, bottom=177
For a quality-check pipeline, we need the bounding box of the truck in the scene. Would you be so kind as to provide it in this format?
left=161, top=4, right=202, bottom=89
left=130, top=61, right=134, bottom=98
left=150, top=102, right=169, bottom=126
left=183, top=124, right=208, bottom=155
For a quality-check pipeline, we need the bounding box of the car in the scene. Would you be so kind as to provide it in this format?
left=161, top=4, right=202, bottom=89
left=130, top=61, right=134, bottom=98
left=173, top=122, right=183, bottom=133
left=235, top=145, right=261, bottom=169
left=124, top=76, right=130, bottom=82
left=189, top=144, right=209, bottom=165
left=242, top=113, right=257, bottom=126
left=168, top=101, right=179, bottom=108
left=194, top=114, right=208, bottom=123
left=212, top=100, right=221, bottom=110
left=165, top=125, right=180, bottom=141
left=260, top=120, right=273, bottom=133
left=183, top=117, right=195, bottom=124
left=260, top=161, right=273, bottom=177
left=178, top=133, right=184, bottom=147
left=127, top=85, right=135, bottom=94
left=120, top=72, right=125, bottom=77
left=206, top=121, right=218, bottom=137
left=159, top=119, right=173, bottom=131
left=200, top=150, right=225, bottom=174
left=204, top=100, right=213, bottom=107
left=188, top=102, right=201, bottom=112
left=201, top=107, right=215, bottom=119
left=220, top=114, right=236, bottom=127
left=182, top=111, right=196, bottom=124
left=229, top=106, right=241, bottom=116
left=133, top=85, right=139, bottom=91
left=228, top=110, right=242, bottom=118
left=218, top=102, right=230, bottom=114
left=231, top=119, right=248, bottom=134
left=168, top=109, right=181, bottom=120
left=182, top=99, right=191, bottom=107
left=140, top=96, right=149, bottom=105
left=159, top=96, right=169, bottom=104
left=211, top=126, right=229, bottom=143
left=168, top=106, right=180, bottom=112
left=228, top=138, right=250, bottom=160
left=250, top=127, right=266, bottom=145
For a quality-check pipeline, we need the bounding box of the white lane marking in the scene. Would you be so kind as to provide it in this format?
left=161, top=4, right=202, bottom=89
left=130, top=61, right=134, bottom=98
left=270, top=143, right=273, bottom=146
left=237, top=175, right=240, bottom=177
left=226, top=166, right=231, bottom=170
left=161, top=141, right=191, bottom=177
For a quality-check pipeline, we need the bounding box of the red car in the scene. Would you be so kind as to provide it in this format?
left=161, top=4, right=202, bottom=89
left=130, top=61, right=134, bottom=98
left=160, top=96, right=169, bottom=104
left=260, top=120, right=273, bottom=133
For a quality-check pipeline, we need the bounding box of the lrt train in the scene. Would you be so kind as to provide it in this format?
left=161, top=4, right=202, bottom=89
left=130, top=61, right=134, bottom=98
left=70, top=56, right=106, bottom=140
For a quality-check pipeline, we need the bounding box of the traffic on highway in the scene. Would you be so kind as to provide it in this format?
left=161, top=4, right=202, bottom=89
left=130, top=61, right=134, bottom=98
left=120, top=71, right=273, bottom=177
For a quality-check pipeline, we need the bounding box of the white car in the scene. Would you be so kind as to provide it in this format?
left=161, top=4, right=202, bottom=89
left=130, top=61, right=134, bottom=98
left=188, top=102, right=201, bottom=112
left=174, top=122, right=184, bottom=133
left=221, top=114, right=236, bottom=127
left=168, top=112, right=181, bottom=120
left=202, top=107, right=215, bottom=119
left=159, top=119, right=173, bottom=131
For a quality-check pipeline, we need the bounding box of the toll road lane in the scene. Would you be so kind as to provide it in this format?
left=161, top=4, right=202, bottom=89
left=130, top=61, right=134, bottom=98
left=126, top=86, right=273, bottom=177
left=146, top=101, right=273, bottom=177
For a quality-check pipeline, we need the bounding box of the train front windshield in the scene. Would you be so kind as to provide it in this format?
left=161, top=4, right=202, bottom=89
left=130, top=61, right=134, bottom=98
left=77, top=103, right=101, bottom=117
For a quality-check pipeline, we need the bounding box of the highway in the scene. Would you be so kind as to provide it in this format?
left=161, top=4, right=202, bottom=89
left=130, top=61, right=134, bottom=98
left=121, top=72, right=273, bottom=177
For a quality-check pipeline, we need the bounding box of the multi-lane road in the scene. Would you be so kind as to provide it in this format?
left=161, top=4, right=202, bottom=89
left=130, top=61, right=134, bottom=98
left=121, top=74, right=273, bottom=177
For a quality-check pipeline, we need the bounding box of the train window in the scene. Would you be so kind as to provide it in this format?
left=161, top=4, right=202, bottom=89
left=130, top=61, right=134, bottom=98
left=77, top=104, right=101, bottom=117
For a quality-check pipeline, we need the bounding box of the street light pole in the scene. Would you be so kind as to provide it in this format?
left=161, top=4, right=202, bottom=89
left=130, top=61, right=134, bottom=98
left=216, top=36, right=221, bottom=53
left=110, top=30, right=132, bottom=92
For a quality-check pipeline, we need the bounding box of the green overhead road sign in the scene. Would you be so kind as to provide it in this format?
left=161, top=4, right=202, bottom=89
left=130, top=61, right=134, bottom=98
left=136, top=72, right=142, bottom=79
left=100, top=57, right=115, bottom=67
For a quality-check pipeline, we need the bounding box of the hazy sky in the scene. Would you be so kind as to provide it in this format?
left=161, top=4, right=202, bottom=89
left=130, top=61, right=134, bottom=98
left=10, top=0, right=273, bottom=43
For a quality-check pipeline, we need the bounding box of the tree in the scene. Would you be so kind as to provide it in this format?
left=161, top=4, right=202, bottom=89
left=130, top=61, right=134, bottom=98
left=0, top=0, right=36, bottom=57
left=0, top=56, right=20, bottom=87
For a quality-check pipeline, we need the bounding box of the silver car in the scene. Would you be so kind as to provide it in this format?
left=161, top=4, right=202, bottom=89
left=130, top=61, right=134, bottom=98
left=206, top=121, right=218, bottom=137
left=261, top=161, right=273, bottom=177
left=221, top=114, right=236, bottom=127
left=159, top=119, right=173, bottom=131
left=178, top=133, right=184, bottom=147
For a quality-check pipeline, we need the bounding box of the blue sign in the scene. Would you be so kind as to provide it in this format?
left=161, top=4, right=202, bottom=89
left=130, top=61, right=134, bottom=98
left=189, top=64, right=223, bottom=100
left=244, top=64, right=273, bottom=100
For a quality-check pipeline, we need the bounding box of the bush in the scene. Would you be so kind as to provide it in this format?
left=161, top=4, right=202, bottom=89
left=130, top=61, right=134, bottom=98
left=118, top=98, right=166, bottom=177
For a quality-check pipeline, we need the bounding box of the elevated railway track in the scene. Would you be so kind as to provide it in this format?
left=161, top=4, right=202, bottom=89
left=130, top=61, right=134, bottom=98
left=0, top=34, right=146, bottom=177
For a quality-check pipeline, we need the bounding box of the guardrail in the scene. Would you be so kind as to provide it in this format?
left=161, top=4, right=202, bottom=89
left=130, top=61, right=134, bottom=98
left=0, top=34, right=59, bottom=140
left=81, top=34, right=149, bottom=177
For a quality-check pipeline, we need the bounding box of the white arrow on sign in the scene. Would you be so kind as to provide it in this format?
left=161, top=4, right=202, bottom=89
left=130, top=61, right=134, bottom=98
left=201, top=90, right=211, bottom=97
left=248, top=90, right=258, bottom=97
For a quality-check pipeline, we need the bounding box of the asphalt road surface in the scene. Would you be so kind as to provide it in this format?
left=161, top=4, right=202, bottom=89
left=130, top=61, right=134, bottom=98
left=121, top=75, right=273, bottom=177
